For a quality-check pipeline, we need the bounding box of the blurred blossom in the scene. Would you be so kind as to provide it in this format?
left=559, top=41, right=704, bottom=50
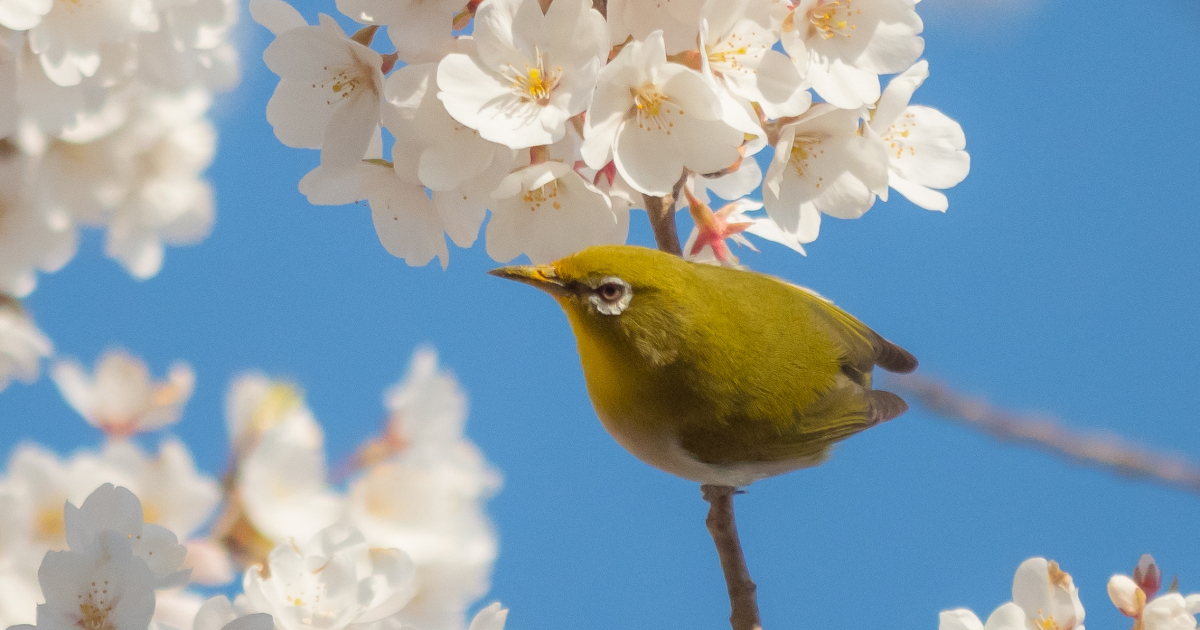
left=52, top=349, right=195, bottom=437
left=191, top=596, right=273, bottom=630
left=237, top=393, right=344, bottom=543
left=0, top=297, right=51, bottom=393
left=224, top=373, right=308, bottom=454
left=606, top=0, right=704, bottom=54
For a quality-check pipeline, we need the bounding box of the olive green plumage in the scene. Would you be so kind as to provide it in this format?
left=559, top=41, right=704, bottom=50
left=491, top=244, right=916, bottom=487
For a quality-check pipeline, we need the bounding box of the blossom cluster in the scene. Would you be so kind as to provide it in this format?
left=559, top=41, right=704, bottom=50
left=0, top=347, right=504, bottom=630
left=257, top=0, right=970, bottom=268
left=940, top=556, right=1200, bottom=630
left=0, top=0, right=239, bottom=390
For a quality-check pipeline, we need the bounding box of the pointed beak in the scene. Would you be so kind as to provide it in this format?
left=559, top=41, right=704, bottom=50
left=488, top=264, right=569, bottom=297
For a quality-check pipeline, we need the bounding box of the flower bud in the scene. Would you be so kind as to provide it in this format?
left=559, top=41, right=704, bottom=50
left=1109, top=574, right=1147, bottom=617
left=1135, top=554, right=1163, bottom=597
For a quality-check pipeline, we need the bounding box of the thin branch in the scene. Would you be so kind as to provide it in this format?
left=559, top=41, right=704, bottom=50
left=890, top=373, right=1200, bottom=495
left=643, top=193, right=682, bottom=256
left=702, top=485, right=763, bottom=630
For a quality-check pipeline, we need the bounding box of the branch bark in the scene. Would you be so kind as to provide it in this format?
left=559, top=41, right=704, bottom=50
left=890, top=373, right=1200, bottom=495
left=643, top=193, right=682, bottom=256
left=702, top=485, right=763, bottom=630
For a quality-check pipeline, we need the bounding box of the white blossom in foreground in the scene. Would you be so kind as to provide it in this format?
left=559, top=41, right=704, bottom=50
left=486, top=161, right=628, bottom=263
left=938, top=558, right=1084, bottom=630
left=436, top=0, right=608, bottom=149
left=763, top=103, right=888, bottom=240
left=870, top=60, right=969, bottom=211
left=348, top=349, right=501, bottom=630
left=7, top=484, right=188, bottom=630
left=243, top=525, right=416, bottom=630
left=605, top=0, right=704, bottom=54
left=0, top=298, right=51, bottom=392
left=192, top=596, right=274, bottom=630
left=582, top=31, right=743, bottom=196
left=781, top=0, right=924, bottom=109
left=260, top=7, right=384, bottom=166
left=51, top=349, right=195, bottom=437
left=699, top=0, right=809, bottom=120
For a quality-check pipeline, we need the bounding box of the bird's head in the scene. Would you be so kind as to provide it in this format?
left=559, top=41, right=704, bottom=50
left=489, top=245, right=694, bottom=364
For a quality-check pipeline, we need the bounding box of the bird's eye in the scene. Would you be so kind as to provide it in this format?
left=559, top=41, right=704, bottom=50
left=598, top=282, right=624, bottom=303
left=589, top=276, right=631, bottom=315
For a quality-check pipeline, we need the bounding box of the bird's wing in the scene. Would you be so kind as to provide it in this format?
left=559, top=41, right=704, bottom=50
left=781, top=280, right=918, bottom=377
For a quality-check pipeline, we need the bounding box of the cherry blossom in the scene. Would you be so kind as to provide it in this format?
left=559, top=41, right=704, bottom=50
left=763, top=103, right=888, bottom=240
left=682, top=192, right=808, bottom=266
left=606, top=0, right=704, bottom=54
left=260, top=9, right=384, bottom=166
left=486, top=161, right=628, bottom=263
left=699, top=0, right=809, bottom=119
left=242, top=525, right=416, bottom=630
left=582, top=31, right=743, bottom=196
left=870, top=60, right=969, bottom=211
left=781, top=0, right=924, bottom=109
left=436, top=0, right=607, bottom=149
left=51, top=348, right=195, bottom=437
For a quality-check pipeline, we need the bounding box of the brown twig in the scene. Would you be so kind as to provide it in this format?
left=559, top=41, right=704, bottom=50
left=890, top=373, right=1200, bottom=494
left=702, top=485, right=763, bottom=630
left=643, top=193, right=682, bottom=256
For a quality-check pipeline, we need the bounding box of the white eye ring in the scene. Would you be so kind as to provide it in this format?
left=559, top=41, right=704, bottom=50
left=589, top=276, right=631, bottom=315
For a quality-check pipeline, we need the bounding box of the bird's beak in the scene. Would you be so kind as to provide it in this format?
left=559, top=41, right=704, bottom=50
left=488, top=264, right=569, bottom=297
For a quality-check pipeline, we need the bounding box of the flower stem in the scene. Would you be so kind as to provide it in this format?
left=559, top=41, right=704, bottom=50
left=702, top=485, right=763, bottom=630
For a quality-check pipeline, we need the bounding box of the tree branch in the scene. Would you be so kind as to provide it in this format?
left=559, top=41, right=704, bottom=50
left=643, top=193, right=682, bottom=256
left=702, top=485, right=763, bottom=630
left=889, top=373, right=1200, bottom=495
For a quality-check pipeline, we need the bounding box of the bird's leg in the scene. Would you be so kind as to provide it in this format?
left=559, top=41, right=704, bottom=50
left=701, top=484, right=763, bottom=630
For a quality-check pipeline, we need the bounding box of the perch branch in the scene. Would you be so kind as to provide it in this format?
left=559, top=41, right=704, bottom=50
left=702, top=485, right=763, bottom=630
left=890, top=373, right=1200, bottom=495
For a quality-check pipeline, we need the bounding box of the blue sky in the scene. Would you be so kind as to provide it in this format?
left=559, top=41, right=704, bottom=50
left=2, top=0, right=1200, bottom=628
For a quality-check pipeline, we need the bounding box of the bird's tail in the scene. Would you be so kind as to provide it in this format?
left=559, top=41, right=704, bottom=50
left=868, top=390, right=909, bottom=424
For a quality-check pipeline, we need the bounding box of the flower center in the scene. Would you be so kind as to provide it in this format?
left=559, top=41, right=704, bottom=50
left=322, top=66, right=368, bottom=105
left=789, top=134, right=826, bottom=179
left=77, top=582, right=115, bottom=630
left=808, top=0, right=860, bottom=39
left=880, top=111, right=916, bottom=160
left=630, top=84, right=682, bottom=134
left=503, top=48, right=561, bottom=106
left=522, top=180, right=563, bottom=212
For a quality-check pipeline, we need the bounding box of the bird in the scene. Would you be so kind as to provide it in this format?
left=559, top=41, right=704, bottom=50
left=489, top=244, right=917, bottom=487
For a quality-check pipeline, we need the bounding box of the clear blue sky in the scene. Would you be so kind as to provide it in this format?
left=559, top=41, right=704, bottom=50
left=2, top=0, right=1199, bottom=628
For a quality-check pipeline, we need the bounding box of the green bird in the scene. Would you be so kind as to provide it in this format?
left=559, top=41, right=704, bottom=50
left=490, top=244, right=917, bottom=487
